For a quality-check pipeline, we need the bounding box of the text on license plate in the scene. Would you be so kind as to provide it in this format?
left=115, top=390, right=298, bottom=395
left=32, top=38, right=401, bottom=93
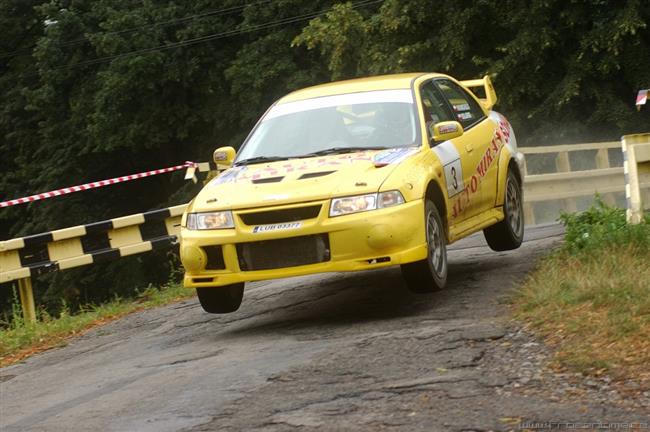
left=252, top=222, right=303, bottom=233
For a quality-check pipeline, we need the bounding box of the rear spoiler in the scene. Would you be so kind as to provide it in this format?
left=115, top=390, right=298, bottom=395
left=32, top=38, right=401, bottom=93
left=460, top=75, right=497, bottom=111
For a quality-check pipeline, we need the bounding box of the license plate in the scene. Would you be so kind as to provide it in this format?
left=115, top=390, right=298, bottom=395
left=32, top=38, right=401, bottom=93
left=252, top=222, right=302, bottom=233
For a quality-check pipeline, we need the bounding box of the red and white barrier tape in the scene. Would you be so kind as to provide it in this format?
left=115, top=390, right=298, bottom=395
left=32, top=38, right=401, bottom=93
left=1, top=162, right=197, bottom=208
left=637, top=89, right=648, bottom=111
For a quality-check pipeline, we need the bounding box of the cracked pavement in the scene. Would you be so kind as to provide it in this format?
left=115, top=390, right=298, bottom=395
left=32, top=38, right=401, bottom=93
left=1, top=225, right=649, bottom=431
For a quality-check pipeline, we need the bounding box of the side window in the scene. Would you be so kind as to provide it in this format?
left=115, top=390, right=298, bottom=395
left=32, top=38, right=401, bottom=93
left=419, top=81, right=455, bottom=138
left=435, top=79, right=485, bottom=129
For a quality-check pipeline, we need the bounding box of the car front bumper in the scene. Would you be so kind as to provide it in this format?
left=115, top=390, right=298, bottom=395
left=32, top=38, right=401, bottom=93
left=180, top=199, right=427, bottom=287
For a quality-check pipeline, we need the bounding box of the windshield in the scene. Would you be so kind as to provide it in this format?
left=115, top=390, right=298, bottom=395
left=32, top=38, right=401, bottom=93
left=236, top=90, right=418, bottom=162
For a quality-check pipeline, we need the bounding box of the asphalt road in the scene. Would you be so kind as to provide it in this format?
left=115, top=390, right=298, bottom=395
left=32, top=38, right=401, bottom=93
left=1, top=225, right=649, bottom=431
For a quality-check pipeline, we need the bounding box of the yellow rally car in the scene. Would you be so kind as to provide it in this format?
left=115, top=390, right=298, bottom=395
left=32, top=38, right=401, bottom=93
left=180, top=73, right=525, bottom=313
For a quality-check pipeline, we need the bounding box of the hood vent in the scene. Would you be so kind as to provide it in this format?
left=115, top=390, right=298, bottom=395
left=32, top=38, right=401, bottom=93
left=298, top=171, right=336, bottom=180
left=252, top=176, right=284, bottom=184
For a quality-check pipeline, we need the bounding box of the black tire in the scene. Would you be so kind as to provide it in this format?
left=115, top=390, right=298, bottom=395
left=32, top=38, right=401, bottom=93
left=401, top=199, right=448, bottom=293
left=483, top=168, right=524, bottom=251
left=196, top=283, right=245, bottom=313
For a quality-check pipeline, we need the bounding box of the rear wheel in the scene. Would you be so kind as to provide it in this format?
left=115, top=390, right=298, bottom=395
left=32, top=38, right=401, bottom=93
left=401, top=200, right=448, bottom=293
left=196, top=283, right=244, bottom=313
left=483, top=168, right=524, bottom=251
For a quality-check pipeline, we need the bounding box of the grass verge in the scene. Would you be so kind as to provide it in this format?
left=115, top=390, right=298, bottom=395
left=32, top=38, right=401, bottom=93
left=0, top=282, right=194, bottom=367
left=514, top=199, right=650, bottom=386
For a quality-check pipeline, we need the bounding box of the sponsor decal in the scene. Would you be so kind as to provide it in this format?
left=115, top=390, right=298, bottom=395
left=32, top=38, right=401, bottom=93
left=373, top=147, right=418, bottom=167
left=229, top=152, right=374, bottom=183
left=452, top=103, right=471, bottom=112
left=457, top=112, right=473, bottom=121
left=209, top=166, right=247, bottom=186
left=490, top=111, right=516, bottom=152
left=438, top=123, right=458, bottom=135
left=252, top=222, right=302, bottom=233
left=451, top=117, right=511, bottom=219
left=210, top=147, right=417, bottom=186
left=209, top=148, right=415, bottom=185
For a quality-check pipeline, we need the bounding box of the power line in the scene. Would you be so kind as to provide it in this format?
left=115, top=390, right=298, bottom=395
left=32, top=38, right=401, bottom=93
left=33, top=0, right=382, bottom=76
left=57, top=0, right=277, bottom=47
left=0, top=0, right=275, bottom=61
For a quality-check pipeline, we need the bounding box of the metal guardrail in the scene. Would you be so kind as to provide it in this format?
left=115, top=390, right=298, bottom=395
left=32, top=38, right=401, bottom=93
left=0, top=205, right=187, bottom=322
left=520, top=141, right=650, bottom=225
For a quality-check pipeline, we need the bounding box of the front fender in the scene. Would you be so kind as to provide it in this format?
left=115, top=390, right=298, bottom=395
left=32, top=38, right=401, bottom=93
left=380, top=148, right=440, bottom=202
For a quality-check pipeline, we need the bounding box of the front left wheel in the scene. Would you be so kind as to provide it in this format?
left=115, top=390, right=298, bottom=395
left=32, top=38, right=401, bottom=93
left=401, top=199, right=448, bottom=293
left=196, top=283, right=244, bottom=313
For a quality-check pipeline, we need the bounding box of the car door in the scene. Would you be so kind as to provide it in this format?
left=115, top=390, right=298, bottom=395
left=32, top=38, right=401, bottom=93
left=419, top=80, right=472, bottom=224
left=433, top=78, right=497, bottom=221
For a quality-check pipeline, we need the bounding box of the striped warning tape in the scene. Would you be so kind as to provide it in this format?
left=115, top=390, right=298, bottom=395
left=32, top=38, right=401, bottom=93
left=0, top=161, right=217, bottom=208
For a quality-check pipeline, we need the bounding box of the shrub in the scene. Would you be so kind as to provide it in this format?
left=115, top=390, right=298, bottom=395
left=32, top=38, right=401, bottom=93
left=559, top=196, right=650, bottom=254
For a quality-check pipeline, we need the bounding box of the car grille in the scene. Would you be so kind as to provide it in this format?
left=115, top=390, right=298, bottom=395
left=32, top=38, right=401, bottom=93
left=236, top=234, right=330, bottom=271
left=239, top=205, right=322, bottom=225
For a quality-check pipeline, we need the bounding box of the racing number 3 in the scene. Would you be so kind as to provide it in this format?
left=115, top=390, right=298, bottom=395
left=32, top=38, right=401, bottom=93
left=443, top=159, right=464, bottom=198
left=450, top=166, right=458, bottom=190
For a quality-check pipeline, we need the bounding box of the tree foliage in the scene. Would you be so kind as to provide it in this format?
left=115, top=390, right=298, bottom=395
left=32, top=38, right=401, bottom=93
left=294, top=0, right=650, bottom=143
left=0, top=0, right=648, bottom=315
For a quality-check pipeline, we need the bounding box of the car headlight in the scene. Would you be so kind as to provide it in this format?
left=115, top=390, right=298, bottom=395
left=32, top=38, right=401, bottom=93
left=377, top=190, right=405, bottom=208
left=329, top=191, right=405, bottom=217
left=186, top=211, right=234, bottom=230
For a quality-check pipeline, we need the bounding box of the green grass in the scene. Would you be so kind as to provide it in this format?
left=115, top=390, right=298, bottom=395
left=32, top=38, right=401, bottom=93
left=514, top=198, right=650, bottom=384
left=0, top=282, right=194, bottom=366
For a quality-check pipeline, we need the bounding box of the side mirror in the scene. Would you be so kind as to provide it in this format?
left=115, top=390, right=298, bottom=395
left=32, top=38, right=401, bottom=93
left=430, top=121, right=464, bottom=142
left=213, top=146, right=236, bottom=168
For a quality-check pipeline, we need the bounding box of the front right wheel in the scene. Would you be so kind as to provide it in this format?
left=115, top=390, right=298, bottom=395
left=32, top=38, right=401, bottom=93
left=196, top=283, right=244, bottom=313
left=401, top=199, right=448, bottom=293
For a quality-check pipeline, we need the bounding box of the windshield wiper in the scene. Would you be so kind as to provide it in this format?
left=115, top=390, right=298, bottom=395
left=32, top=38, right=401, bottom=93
left=298, top=146, right=391, bottom=158
left=234, top=156, right=290, bottom=166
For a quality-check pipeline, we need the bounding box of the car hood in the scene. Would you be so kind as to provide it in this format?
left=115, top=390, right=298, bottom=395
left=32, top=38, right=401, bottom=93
left=189, top=147, right=419, bottom=212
